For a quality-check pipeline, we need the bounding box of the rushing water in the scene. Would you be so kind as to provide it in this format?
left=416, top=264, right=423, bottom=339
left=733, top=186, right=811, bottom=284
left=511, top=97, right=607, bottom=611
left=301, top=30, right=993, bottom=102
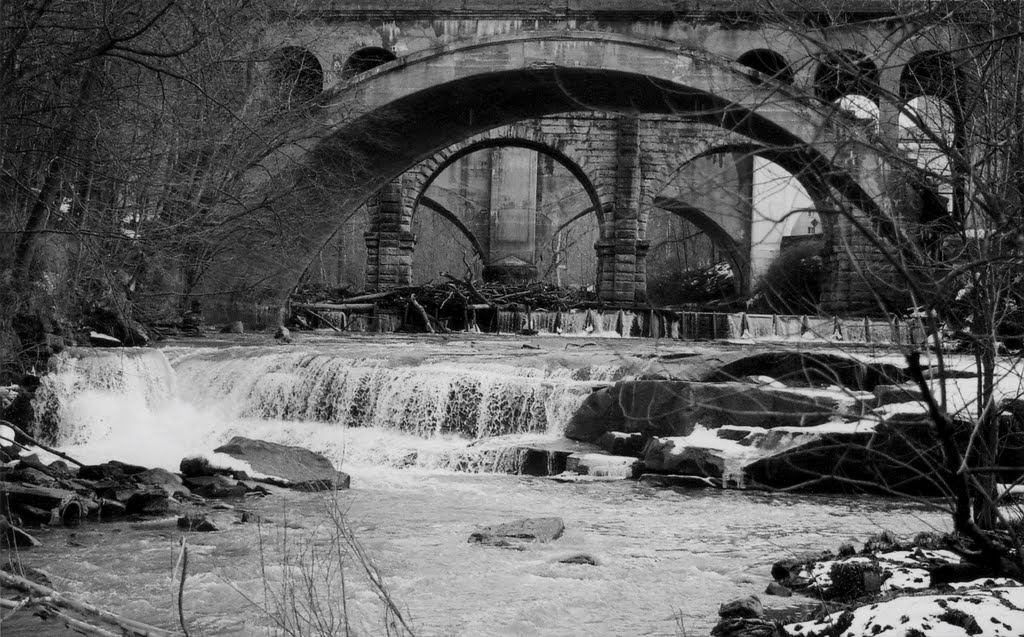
left=13, top=335, right=953, bottom=636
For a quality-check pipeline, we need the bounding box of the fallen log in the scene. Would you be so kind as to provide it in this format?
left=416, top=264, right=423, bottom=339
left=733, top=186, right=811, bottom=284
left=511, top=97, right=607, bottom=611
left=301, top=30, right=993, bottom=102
left=0, top=571, right=177, bottom=637
left=334, top=286, right=418, bottom=303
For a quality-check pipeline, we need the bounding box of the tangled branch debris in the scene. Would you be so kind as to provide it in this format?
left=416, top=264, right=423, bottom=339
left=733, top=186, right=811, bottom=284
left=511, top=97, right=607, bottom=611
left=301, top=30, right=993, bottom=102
left=291, top=280, right=600, bottom=332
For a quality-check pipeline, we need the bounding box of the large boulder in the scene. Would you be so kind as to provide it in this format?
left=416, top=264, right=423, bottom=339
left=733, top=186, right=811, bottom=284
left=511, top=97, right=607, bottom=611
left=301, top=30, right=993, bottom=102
left=469, top=517, right=565, bottom=547
left=134, top=468, right=189, bottom=497
left=213, top=437, right=350, bottom=491
left=565, top=381, right=840, bottom=442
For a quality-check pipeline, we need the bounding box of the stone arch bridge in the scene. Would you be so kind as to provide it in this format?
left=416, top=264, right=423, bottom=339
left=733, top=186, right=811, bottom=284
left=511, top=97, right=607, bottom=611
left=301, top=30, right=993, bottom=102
left=210, top=1, right=965, bottom=313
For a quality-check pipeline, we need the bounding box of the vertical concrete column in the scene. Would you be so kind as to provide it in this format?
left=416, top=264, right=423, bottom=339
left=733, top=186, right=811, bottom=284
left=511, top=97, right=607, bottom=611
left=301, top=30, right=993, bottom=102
left=483, top=147, right=539, bottom=283
left=599, top=115, right=643, bottom=306
left=734, top=152, right=755, bottom=296
left=364, top=178, right=414, bottom=289
left=877, top=64, right=904, bottom=143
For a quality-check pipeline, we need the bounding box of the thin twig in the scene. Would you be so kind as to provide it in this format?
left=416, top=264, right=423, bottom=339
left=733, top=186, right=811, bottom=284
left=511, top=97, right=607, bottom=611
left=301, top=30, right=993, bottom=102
left=177, top=538, right=191, bottom=637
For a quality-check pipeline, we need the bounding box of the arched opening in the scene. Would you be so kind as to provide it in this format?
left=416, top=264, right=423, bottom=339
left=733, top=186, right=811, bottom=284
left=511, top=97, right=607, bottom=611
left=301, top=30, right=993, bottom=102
left=411, top=141, right=600, bottom=288
left=342, top=47, right=397, bottom=79
left=649, top=144, right=820, bottom=304
left=815, top=50, right=880, bottom=123
left=737, top=49, right=794, bottom=84
left=270, top=46, right=323, bottom=106
left=646, top=199, right=744, bottom=305
left=899, top=51, right=962, bottom=224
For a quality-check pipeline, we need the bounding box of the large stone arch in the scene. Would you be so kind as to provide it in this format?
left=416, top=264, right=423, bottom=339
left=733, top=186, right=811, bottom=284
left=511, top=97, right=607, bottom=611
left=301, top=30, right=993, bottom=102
left=214, top=31, right=895, bottom=310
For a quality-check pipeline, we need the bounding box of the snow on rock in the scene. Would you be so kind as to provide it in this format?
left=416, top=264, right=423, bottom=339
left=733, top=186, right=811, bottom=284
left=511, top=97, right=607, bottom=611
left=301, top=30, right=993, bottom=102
left=804, top=550, right=963, bottom=593
left=949, top=578, right=1022, bottom=590
left=785, top=586, right=1024, bottom=637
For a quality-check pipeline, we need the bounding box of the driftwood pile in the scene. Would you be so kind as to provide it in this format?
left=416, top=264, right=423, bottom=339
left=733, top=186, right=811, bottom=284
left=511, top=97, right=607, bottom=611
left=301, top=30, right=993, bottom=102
left=291, top=278, right=599, bottom=333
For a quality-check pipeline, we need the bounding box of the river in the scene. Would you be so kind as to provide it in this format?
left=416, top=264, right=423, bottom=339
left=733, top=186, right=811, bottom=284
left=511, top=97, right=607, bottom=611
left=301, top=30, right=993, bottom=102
left=9, top=334, right=953, bottom=636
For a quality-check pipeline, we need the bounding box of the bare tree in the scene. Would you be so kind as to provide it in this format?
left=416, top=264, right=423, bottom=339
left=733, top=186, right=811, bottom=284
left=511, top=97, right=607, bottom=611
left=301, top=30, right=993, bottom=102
left=0, top=0, right=343, bottom=374
left=710, top=0, right=1024, bottom=569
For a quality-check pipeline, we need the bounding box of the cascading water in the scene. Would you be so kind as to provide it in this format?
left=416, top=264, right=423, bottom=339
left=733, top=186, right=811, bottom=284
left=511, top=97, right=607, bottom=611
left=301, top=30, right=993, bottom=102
left=34, top=341, right=622, bottom=474
left=33, top=348, right=178, bottom=446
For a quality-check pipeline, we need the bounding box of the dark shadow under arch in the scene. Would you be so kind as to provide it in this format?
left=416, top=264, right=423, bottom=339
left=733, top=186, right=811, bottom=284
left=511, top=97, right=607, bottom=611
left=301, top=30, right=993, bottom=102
left=342, top=47, right=397, bottom=79
left=737, top=49, right=794, bottom=84
left=814, top=50, right=879, bottom=103
left=271, top=46, right=323, bottom=105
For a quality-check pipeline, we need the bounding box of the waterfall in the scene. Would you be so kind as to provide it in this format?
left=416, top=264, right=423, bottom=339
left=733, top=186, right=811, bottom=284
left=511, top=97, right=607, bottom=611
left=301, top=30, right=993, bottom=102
left=33, top=348, right=177, bottom=445
left=33, top=343, right=617, bottom=473
left=171, top=348, right=598, bottom=439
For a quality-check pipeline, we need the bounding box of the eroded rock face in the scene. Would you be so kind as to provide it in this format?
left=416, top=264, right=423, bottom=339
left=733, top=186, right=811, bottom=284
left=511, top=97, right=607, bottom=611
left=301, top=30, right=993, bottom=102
left=468, top=517, right=565, bottom=547
left=213, top=437, right=350, bottom=491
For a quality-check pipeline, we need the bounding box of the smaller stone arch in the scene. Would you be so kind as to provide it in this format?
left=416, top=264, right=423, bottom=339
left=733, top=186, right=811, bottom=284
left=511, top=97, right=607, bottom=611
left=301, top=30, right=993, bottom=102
left=646, top=140, right=837, bottom=226
left=898, top=50, right=964, bottom=224
left=377, top=127, right=607, bottom=287
left=737, top=49, right=794, bottom=84
left=814, top=50, right=879, bottom=112
left=900, top=51, right=961, bottom=105
left=411, top=133, right=606, bottom=231
left=641, top=128, right=756, bottom=220
left=271, top=46, right=323, bottom=105
left=341, top=46, right=397, bottom=79
left=651, top=196, right=749, bottom=296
